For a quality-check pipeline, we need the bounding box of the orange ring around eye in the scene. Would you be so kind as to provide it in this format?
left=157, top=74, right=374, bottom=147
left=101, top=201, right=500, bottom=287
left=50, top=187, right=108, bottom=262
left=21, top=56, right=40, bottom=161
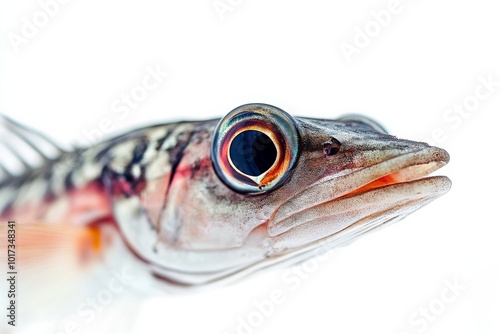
left=212, top=104, right=300, bottom=194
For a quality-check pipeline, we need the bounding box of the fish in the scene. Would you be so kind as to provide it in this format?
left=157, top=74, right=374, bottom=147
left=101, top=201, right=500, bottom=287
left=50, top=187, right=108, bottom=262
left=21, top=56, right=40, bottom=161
left=0, top=103, right=451, bottom=290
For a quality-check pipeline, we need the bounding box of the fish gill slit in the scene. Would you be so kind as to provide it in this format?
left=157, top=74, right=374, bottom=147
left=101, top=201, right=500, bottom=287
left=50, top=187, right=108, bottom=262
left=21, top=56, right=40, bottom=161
left=156, top=129, right=197, bottom=242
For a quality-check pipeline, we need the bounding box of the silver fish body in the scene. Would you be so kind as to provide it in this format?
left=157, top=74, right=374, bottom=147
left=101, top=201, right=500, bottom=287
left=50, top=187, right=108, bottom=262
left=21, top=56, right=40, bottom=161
left=0, top=103, right=451, bottom=288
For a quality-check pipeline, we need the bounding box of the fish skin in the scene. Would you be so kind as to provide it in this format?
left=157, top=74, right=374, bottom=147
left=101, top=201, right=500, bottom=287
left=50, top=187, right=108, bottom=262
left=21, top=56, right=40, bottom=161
left=0, top=104, right=451, bottom=288
left=0, top=121, right=205, bottom=221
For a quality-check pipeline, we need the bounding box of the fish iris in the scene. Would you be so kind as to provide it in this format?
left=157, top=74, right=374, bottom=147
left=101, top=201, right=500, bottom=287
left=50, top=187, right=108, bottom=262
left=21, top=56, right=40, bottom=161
left=229, top=130, right=277, bottom=176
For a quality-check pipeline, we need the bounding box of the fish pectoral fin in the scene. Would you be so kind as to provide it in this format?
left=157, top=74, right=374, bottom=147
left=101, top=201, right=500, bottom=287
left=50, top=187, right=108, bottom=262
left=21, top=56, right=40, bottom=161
left=0, top=220, right=122, bottom=325
left=0, top=221, right=110, bottom=268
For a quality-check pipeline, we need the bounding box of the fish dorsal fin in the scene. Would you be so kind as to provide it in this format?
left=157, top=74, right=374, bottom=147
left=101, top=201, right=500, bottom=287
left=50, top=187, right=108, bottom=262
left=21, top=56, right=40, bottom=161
left=0, top=114, right=65, bottom=181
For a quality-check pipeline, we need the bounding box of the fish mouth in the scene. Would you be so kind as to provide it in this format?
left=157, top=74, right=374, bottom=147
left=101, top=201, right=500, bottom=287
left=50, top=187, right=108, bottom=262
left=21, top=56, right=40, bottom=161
left=266, top=146, right=451, bottom=250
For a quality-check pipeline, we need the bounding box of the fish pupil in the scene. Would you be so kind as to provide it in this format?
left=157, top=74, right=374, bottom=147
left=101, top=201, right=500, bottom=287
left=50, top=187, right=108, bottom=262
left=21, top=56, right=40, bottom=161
left=230, top=130, right=277, bottom=176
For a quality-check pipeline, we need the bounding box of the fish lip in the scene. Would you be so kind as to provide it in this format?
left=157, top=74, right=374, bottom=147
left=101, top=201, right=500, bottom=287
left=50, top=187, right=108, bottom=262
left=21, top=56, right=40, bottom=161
left=267, top=146, right=450, bottom=237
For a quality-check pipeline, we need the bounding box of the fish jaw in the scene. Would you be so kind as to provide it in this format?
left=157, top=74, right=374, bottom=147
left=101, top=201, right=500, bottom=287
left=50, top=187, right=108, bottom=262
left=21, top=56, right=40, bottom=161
left=268, top=147, right=451, bottom=236
left=267, top=146, right=451, bottom=238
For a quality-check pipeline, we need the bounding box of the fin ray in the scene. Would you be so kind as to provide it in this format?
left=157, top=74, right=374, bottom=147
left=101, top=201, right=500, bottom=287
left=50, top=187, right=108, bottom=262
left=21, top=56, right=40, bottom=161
left=0, top=114, right=65, bottom=181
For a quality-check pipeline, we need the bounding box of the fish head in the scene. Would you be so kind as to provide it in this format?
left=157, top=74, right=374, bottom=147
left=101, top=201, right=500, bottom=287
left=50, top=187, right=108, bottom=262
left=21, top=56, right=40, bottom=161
left=116, top=104, right=451, bottom=287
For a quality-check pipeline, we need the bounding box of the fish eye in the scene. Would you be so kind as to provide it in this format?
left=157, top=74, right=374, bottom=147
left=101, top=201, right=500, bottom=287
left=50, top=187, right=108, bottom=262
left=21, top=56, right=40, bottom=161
left=211, top=104, right=300, bottom=194
left=229, top=130, right=277, bottom=177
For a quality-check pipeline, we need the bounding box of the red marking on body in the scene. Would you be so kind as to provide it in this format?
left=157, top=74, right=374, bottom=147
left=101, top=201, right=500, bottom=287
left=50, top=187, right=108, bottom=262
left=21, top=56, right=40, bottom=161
left=109, top=178, right=146, bottom=196
left=67, top=182, right=113, bottom=224
left=1, top=181, right=113, bottom=225
left=171, top=157, right=212, bottom=179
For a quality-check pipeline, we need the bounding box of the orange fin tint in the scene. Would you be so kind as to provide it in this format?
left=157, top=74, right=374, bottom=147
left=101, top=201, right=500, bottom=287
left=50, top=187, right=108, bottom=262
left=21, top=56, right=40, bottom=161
left=0, top=221, right=106, bottom=268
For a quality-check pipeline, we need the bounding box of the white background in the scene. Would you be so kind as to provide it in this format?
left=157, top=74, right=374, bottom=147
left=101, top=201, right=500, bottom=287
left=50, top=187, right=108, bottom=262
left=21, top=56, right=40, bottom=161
left=1, top=1, right=499, bottom=333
